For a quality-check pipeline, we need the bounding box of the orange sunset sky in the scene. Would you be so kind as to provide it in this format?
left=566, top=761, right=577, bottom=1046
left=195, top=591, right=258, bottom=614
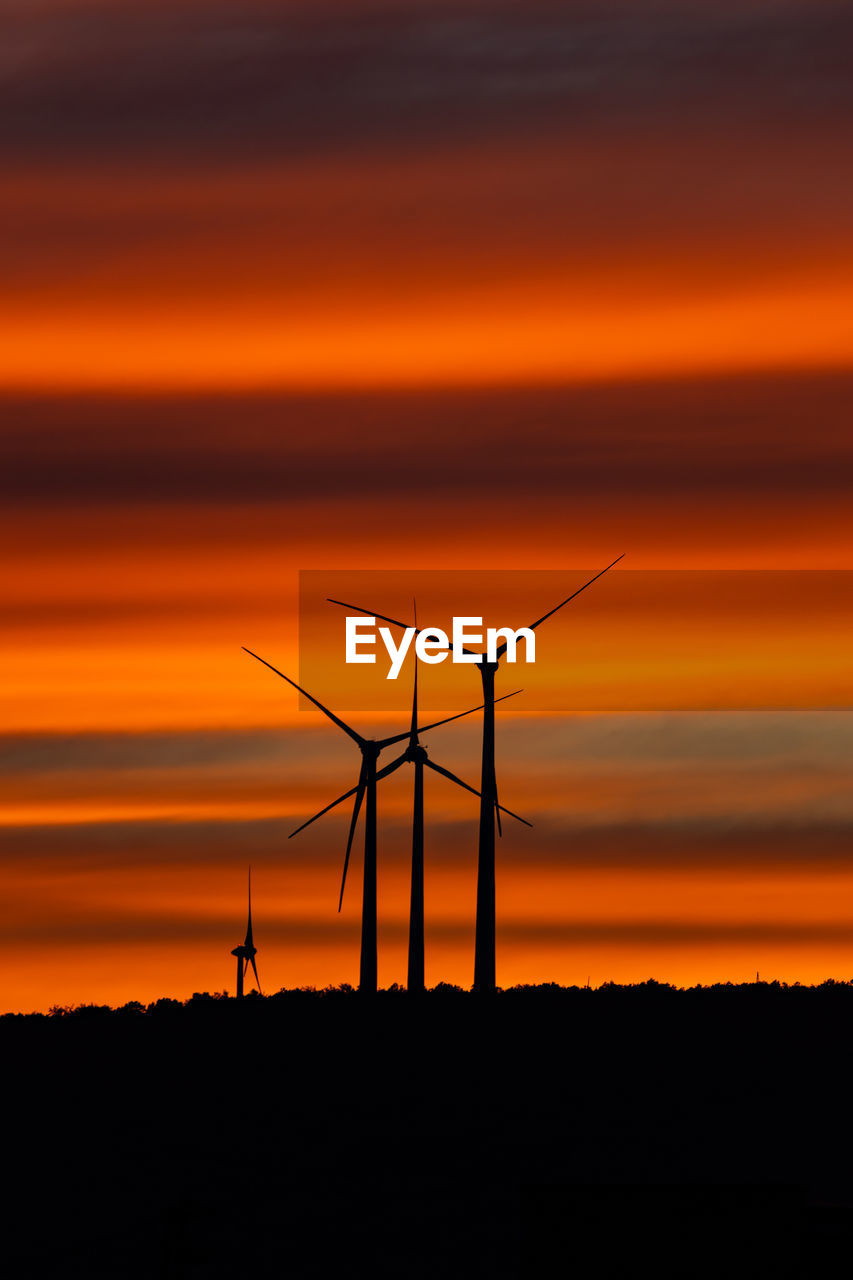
left=2, top=0, right=853, bottom=1010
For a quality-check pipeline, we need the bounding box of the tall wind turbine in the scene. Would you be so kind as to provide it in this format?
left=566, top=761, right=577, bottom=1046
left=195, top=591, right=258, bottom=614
left=290, top=643, right=529, bottom=994
left=242, top=647, right=501, bottom=993
left=231, top=868, right=261, bottom=998
left=328, top=557, right=623, bottom=992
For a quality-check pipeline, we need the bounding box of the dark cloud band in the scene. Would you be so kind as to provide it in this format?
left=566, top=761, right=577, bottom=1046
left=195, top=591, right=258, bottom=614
left=4, top=374, right=853, bottom=505
left=4, top=910, right=852, bottom=948
left=2, top=2, right=851, bottom=164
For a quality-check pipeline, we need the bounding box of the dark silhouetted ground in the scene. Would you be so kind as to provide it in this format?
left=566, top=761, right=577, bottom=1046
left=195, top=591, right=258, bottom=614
left=5, top=981, right=853, bottom=1277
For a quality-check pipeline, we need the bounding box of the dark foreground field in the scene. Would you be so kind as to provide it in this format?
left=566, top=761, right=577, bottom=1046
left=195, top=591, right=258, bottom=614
left=5, top=981, right=853, bottom=1278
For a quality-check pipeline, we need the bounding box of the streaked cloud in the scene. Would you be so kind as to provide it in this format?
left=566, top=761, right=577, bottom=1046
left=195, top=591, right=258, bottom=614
left=4, top=377, right=853, bottom=505
left=3, top=2, right=850, bottom=164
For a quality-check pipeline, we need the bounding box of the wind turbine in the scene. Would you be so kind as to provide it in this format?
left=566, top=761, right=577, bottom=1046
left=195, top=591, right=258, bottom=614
left=290, top=634, right=530, bottom=995
left=242, top=647, right=506, bottom=994
left=231, top=868, right=261, bottom=998
left=327, top=557, right=623, bottom=992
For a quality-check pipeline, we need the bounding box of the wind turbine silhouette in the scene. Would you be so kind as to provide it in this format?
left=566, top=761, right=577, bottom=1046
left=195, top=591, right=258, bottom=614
left=242, top=647, right=510, bottom=993
left=328, top=557, right=623, bottom=992
left=289, top=613, right=530, bottom=994
left=231, top=868, right=260, bottom=998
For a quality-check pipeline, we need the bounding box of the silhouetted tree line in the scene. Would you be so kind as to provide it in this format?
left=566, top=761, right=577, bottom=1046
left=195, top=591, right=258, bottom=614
left=5, top=976, right=853, bottom=1023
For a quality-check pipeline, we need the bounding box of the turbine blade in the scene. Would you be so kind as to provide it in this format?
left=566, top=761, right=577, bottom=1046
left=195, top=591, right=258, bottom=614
left=339, top=765, right=367, bottom=911
left=250, top=954, right=261, bottom=995
left=289, top=754, right=407, bottom=837
left=242, top=648, right=364, bottom=746
left=410, top=602, right=419, bottom=741
left=423, top=758, right=479, bottom=798
left=376, top=751, right=408, bottom=781
left=497, top=795, right=533, bottom=827
left=495, top=556, right=624, bottom=659
left=245, top=867, right=253, bottom=947
left=289, top=780, right=362, bottom=838
left=327, top=598, right=412, bottom=631
left=377, top=689, right=523, bottom=750
left=423, top=759, right=532, bottom=826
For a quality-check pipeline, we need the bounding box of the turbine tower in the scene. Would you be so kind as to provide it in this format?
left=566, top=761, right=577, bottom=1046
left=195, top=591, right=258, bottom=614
left=231, top=868, right=261, bottom=998
left=242, top=648, right=498, bottom=994
left=328, top=557, right=622, bottom=992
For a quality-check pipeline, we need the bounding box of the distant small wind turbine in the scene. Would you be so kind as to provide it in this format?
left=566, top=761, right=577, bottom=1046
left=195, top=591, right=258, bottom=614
left=231, top=868, right=261, bottom=998
left=242, top=647, right=508, bottom=994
